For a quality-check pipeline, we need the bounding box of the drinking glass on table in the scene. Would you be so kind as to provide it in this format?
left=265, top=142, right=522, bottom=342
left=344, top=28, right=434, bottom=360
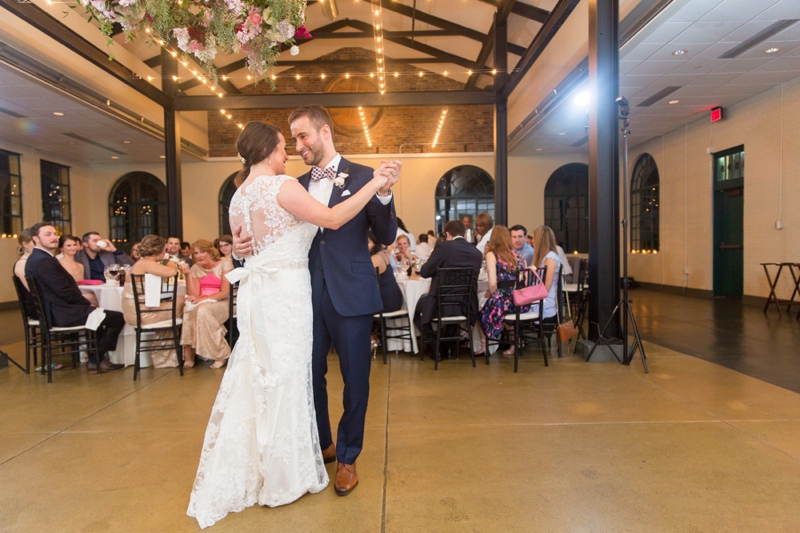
left=104, top=264, right=120, bottom=285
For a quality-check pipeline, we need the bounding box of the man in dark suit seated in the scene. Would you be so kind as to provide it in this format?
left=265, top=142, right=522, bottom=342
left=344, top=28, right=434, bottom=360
left=414, top=219, right=483, bottom=344
left=25, top=223, right=125, bottom=374
left=75, top=231, right=134, bottom=281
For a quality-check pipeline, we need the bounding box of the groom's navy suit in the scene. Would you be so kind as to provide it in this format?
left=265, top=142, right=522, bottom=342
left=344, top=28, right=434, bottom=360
left=299, top=156, right=397, bottom=465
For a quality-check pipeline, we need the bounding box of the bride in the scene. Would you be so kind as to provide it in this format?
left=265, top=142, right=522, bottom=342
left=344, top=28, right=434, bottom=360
left=187, top=121, right=392, bottom=528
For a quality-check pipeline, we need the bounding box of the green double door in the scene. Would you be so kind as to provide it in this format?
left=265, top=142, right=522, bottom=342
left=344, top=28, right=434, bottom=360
left=713, top=147, right=745, bottom=299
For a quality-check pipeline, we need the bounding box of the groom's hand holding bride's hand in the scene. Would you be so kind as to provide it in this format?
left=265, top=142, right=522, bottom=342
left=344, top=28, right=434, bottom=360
left=232, top=225, right=253, bottom=258
left=377, top=160, right=402, bottom=197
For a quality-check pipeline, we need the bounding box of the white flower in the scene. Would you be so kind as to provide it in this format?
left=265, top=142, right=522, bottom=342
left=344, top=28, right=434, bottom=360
left=333, top=172, right=348, bottom=188
left=290, top=45, right=300, bottom=56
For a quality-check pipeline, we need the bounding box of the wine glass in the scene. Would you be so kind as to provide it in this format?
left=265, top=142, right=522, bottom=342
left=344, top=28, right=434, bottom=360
left=104, top=264, right=120, bottom=285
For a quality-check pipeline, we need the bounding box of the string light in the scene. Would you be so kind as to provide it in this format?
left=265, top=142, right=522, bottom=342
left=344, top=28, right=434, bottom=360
left=431, top=107, right=448, bottom=148
left=371, top=3, right=387, bottom=96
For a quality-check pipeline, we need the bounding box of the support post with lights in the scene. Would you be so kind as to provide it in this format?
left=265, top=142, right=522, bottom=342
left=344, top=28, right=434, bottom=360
left=587, top=0, right=621, bottom=342
left=162, top=48, right=183, bottom=238
left=493, top=11, right=509, bottom=226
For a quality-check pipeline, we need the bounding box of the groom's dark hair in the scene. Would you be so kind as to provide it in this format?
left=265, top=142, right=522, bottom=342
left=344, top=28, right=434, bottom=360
left=289, top=104, right=334, bottom=136
left=235, top=121, right=282, bottom=186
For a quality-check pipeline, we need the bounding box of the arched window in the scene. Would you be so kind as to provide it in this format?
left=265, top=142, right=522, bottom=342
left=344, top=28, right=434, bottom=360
left=544, top=163, right=589, bottom=253
left=108, top=172, right=168, bottom=250
left=434, top=165, right=494, bottom=235
left=219, top=172, right=238, bottom=236
left=630, top=154, right=659, bottom=253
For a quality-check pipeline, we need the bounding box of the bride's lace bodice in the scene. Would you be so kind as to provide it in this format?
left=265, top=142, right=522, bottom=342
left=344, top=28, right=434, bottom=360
left=228, top=174, right=317, bottom=262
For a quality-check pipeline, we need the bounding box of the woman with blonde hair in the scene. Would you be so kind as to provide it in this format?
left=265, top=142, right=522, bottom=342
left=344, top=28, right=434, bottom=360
left=530, top=225, right=561, bottom=322
left=121, top=234, right=185, bottom=368
left=179, top=239, right=233, bottom=369
left=478, top=226, right=531, bottom=355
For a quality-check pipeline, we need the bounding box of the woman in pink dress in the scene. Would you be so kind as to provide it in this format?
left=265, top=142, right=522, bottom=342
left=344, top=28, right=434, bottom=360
left=180, top=239, right=233, bottom=369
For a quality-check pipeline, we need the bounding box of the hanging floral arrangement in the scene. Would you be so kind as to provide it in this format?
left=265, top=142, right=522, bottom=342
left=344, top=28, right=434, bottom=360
left=81, top=0, right=310, bottom=84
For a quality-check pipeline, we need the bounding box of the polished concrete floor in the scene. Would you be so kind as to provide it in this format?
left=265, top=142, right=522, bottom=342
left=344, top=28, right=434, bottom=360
left=3, top=335, right=800, bottom=532
left=629, top=289, right=800, bottom=394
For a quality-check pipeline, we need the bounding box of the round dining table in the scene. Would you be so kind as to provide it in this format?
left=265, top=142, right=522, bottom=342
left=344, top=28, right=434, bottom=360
left=386, top=275, right=490, bottom=354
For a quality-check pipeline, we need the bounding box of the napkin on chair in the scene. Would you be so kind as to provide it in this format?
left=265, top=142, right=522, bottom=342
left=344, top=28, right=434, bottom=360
left=85, top=308, right=106, bottom=331
left=144, top=274, right=162, bottom=308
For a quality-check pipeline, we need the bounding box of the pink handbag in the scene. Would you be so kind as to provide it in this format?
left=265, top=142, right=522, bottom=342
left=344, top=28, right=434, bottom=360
left=512, top=269, right=548, bottom=306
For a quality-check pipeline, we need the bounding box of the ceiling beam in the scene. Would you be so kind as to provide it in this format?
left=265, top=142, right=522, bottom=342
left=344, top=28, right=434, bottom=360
left=367, top=0, right=525, bottom=55
left=347, top=19, right=476, bottom=69
left=466, top=0, right=517, bottom=89
left=475, top=0, right=550, bottom=23
left=296, top=29, right=477, bottom=39
left=498, top=0, right=580, bottom=100
left=175, top=90, right=495, bottom=111
left=0, top=0, right=172, bottom=108
left=144, top=55, right=161, bottom=69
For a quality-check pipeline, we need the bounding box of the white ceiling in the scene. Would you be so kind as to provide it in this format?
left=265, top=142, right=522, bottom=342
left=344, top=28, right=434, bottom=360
left=0, top=63, right=204, bottom=165
left=514, top=0, right=800, bottom=155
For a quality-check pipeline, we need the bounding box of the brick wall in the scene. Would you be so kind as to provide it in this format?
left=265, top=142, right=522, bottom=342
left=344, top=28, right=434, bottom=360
left=207, top=47, right=494, bottom=157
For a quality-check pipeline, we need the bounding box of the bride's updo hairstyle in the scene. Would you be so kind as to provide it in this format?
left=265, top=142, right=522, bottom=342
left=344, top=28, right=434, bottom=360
left=235, top=121, right=282, bottom=186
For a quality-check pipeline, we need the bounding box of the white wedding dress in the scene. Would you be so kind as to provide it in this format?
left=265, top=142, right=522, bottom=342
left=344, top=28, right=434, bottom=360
left=187, top=174, right=328, bottom=529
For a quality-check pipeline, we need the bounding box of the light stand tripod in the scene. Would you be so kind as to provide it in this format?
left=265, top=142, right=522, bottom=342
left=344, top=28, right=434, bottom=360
left=584, top=96, right=648, bottom=372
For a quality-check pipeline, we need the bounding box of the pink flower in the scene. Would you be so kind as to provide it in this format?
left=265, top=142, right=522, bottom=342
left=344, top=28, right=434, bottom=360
left=248, top=11, right=261, bottom=25
left=295, top=25, right=312, bottom=39
left=189, top=41, right=203, bottom=53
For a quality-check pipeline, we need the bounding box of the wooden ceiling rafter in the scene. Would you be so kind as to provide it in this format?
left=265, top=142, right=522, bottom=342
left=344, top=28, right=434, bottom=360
left=466, top=0, right=517, bottom=89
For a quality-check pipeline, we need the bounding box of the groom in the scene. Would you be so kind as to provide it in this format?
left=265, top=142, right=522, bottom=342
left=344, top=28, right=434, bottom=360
left=234, top=105, right=400, bottom=496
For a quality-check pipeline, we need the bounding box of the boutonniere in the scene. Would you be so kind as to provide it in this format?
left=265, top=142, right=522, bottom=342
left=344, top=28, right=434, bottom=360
left=333, top=167, right=349, bottom=189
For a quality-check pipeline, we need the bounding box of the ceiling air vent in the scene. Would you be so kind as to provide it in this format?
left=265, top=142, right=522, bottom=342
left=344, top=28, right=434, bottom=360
left=0, top=107, right=25, bottom=118
left=62, top=133, right=127, bottom=155
left=718, top=19, right=799, bottom=59
left=636, top=86, right=681, bottom=107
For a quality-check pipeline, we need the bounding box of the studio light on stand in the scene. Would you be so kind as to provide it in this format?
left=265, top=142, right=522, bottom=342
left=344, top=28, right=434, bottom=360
left=584, top=96, right=648, bottom=373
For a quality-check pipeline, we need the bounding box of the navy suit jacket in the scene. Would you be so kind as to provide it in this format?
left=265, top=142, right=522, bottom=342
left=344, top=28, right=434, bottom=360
left=299, top=157, right=398, bottom=317
left=418, top=237, right=483, bottom=326
left=25, top=248, right=94, bottom=327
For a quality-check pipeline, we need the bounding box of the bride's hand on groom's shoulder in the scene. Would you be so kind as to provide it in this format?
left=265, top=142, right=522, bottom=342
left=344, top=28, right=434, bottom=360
left=232, top=225, right=254, bottom=258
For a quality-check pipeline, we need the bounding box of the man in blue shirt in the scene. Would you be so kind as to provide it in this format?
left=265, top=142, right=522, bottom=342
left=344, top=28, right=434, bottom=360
left=75, top=232, right=134, bottom=281
left=510, top=225, right=535, bottom=267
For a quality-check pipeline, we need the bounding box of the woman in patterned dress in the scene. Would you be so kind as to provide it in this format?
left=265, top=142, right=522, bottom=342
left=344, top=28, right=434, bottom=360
left=478, top=226, right=531, bottom=355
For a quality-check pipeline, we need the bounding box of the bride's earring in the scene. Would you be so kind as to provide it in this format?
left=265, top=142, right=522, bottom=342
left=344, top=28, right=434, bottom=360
left=267, top=159, right=272, bottom=166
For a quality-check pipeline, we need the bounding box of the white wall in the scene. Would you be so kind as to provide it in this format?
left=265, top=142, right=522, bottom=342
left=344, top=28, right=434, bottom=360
left=626, top=77, right=800, bottom=299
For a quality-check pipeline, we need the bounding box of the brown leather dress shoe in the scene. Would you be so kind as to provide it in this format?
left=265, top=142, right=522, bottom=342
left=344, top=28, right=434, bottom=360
left=334, top=462, right=358, bottom=496
left=321, top=444, right=336, bottom=464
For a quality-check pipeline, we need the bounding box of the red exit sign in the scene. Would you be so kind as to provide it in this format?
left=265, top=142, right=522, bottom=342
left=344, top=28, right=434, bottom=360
left=711, top=107, right=724, bottom=122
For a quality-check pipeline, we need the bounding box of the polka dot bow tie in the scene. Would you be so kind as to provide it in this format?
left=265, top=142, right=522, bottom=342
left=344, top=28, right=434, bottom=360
left=311, top=167, right=337, bottom=182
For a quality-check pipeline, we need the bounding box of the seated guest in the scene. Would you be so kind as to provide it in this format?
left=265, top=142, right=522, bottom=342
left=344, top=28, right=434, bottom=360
left=121, top=235, right=185, bottom=368
left=396, top=217, right=416, bottom=252
left=427, top=230, right=436, bottom=248
left=394, top=234, right=418, bottom=266
left=58, top=235, right=86, bottom=282
left=526, top=234, right=534, bottom=248
left=166, top=236, right=182, bottom=262
left=14, top=228, right=35, bottom=291
left=130, top=242, right=142, bottom=262
left=179, top=239, right=233, bottom=369
left=462, top=215, right=475, bottom=244
left=59, top=235, right=99, bottom=306
left=25, top=222, right=125, bottom=374
left=530, top=226, right=562, bottom=323
left=369, top=231, right=404, bottom=313
left=555, top=242, right=573, bottom=278
left=510, top=225, right=534, bottom=267
left=216, top=235, right=233, bottom=262
left=415, top=219, right=483, bottom=332
left=416, top=234, right=433, bottom=260
left=76, top=232, right=134, bottom=281
left=479, top=226, right=532, bottom=356
left=180, top=241, right=193, bottom=266
left=475, top=212, right=494, bottom=254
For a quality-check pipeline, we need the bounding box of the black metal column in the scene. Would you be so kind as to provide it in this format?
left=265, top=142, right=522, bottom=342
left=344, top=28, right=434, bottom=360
left=587, top=0, right=620, bottom=340
left=493, top=12, right=509, bottom=226
left=162, top=48, right=183, bottom=238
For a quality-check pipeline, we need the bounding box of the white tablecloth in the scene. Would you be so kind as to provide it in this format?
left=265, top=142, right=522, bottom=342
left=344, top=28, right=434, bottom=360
left=385, top=277, right=489, bottom=354
left=80, top=283, right=186, bottom=368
